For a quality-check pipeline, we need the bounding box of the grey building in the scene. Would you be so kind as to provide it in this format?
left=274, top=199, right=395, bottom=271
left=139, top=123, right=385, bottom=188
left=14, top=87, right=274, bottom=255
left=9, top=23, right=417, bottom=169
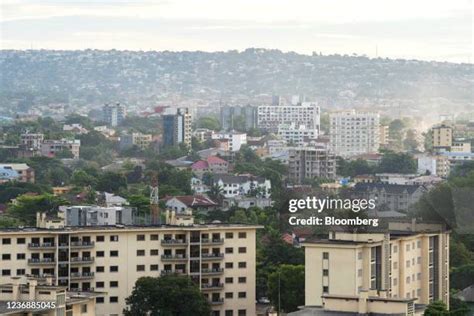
left=102, top=103, right=126, bottom=127
left=220, top=105, right=257, bottom=131
left=62, top=206, right=135, bottom=226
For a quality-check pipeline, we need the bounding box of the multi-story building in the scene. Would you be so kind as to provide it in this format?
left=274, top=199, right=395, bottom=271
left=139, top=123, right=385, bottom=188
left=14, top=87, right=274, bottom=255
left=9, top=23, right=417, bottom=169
left=451, top=139, right=471, bottom=153
left=102, top=103, right=126, bottom=127
left=417, top=155, right=450, bottom=178
left=257, top=102, right=320, bottom=132
left=41, top=139, right=81, bottom=159
left=211, top=174, right=271, bottom=198
left=329, top=110, right=380, bottom=158
left=277, top=123, right=318, bottom=146
left=220, top=105, right=257, bottom=131
left=432, top=124, right=453, bottom=152
left=0, top=224, right=260, bottom=316
left=288, top=145, right=337, bottom=184
left=352, top=183, right=426, bottom=212
left=302, top=220, right=449, bottom=312
left=192, top=156, right=230, bottom=178
left=211, top=132, right=247, bottom=152
left=163, top=108, right=192, bottom=148
left=119, top=132, right=153, bottom=150
left=59, top=206, right=135, bottom=226
left=379, top=125, right=390, bottom=146
left=0, top=163, right=35, bottom=183
left=20, top=132, right=44, bottom=150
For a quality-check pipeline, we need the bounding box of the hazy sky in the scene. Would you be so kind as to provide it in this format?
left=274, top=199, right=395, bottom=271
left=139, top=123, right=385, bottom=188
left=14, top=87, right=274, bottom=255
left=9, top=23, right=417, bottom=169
left=1, top=0, right=473, bottom=63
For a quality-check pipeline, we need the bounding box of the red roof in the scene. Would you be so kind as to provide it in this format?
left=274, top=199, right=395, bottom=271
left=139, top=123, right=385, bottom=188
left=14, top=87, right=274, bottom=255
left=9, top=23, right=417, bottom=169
left=207, top=156, right=228, bottom=165
left=191, top=160, right=209, bottom=170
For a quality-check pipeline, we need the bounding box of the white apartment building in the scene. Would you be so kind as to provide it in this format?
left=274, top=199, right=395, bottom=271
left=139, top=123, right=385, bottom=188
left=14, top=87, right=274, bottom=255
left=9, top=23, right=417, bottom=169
left=0, top=224, right=260, bottom=316
left=277, top=123, right=318, bottom=146
left=417, top=155, right=450, bottom=178
left=303, top=221, right=449, bottom=310
left=211, top=132, right=247, bottom=152
left=257, top=102, right=320, bottom=131
left=211, top=174, right=271, bottom=198
left=330, top=110, right=380, bottom=158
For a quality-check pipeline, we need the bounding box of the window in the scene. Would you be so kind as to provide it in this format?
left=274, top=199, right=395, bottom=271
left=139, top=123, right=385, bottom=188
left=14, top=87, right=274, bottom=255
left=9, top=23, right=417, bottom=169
left=323, top=269, right=329, bottom=276
left=238, top=277, right=246, bottom=283
left=137, top=250, right=145, bottom=256
left=96, top=282, right=104, bottom=288
left=110, top=266, right=118, bottom=272
left=150, top=249, right=159, bottom=256
left=17, top=238, right=25, bottom=244
left=110, top=235, right=119, bottom=242
left=238, top=232, right=247, bottom=239
left=81, top=304, right=87, bottom=313
left=225, top=292, right=233, bottom=299
left=238, top=262, right=246, bottom=268
left=96, top=297, right=104, bottom=304
left=225, top=310, right=234, bottom=316
left=110, top=250, right=118, bottom=257
left=2, top=254, right=11, bottom=260
left=96, top=266, right=104, bottom=273
left=323, top=286, right=329, bottom=293
left=225, top=248, right=233, bottom=254
left=150, top=264, right=159, bottom=271
left=323, top=252, right=329, bottom=259
left=110, top=281, right=118, bottom=288
left=151, top=234, right=159, bottom=240
left=2, top=238, right=11, bottom=245
left=406, top=260, right=410, bottom=268
left=96, top=236, right=104, bottom=242
left=238, top=292, right=246, bottom=298
left=110, top=296, right=118, bottom=303
left=137, top=234, right=145, bottom=241
left=238, top=310, right=246, bottom=316
left=238, top=247, right=246, bottom=254
left=225, top=262, right=233, bottom=269
left=96, top=251, right=104, bottom=257
left=16, top=269, right=25, bottom=276
left=137, top=265, right=145, bottom=271
left=225, top=232, right=233, bottom=239
left=225, top=277, right=233, bottom=284
left=2, top=270, right=11, bottom=276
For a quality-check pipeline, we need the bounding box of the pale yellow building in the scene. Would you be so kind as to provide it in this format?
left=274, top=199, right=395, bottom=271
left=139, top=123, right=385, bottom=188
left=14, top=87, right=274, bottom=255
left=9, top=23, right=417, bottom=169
left=0, top=224, right=260, bottom=316
left=302, top=220, right=449, bottom=314
left=432, top=124, right=453, bottom=151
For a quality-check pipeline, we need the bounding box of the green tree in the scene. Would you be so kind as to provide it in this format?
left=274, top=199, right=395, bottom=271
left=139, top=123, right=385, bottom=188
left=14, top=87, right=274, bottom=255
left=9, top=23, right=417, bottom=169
left=424, top=300, right=449, bottom=316
left=196, top=116, right=220, bottom=131
left=268, top=265, right=305, bottom=313
left=449, top=291, right=471, bottom=316
left=377, top=151, right=416, bottom=174
left=96, top=172, right=127, bottom=193
left=451, top=264, right=474, bottom=290
left=124, top=275, right=211, bottom=316
left=55, top=148, right=74, bottom=159
left=71, top=170, right=97, bottom=187
left=8, top=194, right=69, bottom=225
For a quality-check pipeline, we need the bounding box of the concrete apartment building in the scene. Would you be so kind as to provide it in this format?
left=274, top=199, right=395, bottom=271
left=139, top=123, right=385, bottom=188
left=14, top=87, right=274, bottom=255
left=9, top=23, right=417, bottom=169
left=299, top=221, right=449, bottom=315
left=257, top=102, right=320, bottom=132
left=288, top=145, right=337, bottom=184
left=41, top=139, right=81, bottom=159
left=277, top=123, right=318, bottom=146
left=432, top=124, right=453, bottom=152
left=417, top=154, right=451, bottom=178
left=329, top=110, right=380, bottom=158
left=163, top=108, right=192, bottom=148
left=0, top=224, right=260, bottom=316
left=102, top=103, right=126, bottom=127
left=211, top=131, right=247, bottom=152
left=20, top=132, right=44, bottom=150
left=119, top=132, right=153, bottom=150
left=220, top=105, right=257, bottom=131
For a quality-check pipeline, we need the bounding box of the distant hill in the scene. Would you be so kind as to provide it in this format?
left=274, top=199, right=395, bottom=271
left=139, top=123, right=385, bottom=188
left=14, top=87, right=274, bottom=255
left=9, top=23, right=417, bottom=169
left=0, top=49, right=473, bottom=114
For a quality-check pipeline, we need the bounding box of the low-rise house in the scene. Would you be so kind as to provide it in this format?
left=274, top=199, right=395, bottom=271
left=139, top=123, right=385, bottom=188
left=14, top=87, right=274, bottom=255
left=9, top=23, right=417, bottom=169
left=211, top=174, right=271, bottom=198
left=63, top=123, right=89, bottom=134
left=191, top=156, right=229, bottom=178
left=0, top=163, right=35, bottom=183
left=164, top=195, right=218, bottom=213
left=221, top=196, right=273, bottom=210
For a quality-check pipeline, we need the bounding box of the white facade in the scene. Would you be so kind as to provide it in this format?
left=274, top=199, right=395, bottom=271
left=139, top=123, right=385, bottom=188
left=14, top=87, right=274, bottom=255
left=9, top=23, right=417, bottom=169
left=417, top=155, right=450, bottom=178
left=212, top=174, right=271, bottom=198
left=330, top=110, right=380, bottom=158
left=211, top=132, right=247, bottom=152
left=257, top=102, right=320, bottom=131
left=277, top=123, right=318, bottom=146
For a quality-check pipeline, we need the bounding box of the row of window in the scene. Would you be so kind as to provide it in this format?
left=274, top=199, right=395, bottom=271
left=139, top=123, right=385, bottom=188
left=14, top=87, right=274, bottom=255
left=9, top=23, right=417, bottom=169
left=1, top=253, right=26, bottom=260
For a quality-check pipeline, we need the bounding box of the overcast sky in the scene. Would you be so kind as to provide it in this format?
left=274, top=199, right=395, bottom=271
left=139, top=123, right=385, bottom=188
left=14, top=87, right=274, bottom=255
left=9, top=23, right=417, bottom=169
left=1, top=0, right=472, bottom=63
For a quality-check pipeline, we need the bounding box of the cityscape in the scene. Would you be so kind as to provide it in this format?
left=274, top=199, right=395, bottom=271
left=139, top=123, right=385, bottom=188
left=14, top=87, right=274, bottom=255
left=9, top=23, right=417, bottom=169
left=0, top=1, right=473, bottom=316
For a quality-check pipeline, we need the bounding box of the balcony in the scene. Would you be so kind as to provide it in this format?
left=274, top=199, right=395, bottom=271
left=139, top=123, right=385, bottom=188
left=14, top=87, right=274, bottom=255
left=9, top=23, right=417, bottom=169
left=70, top=257, right=95, bottom=264
left=161, top=254, right=187, bottom=261
left=209, top=298, right=224, bottom=305
left=201, top=253, right=224, bottom=261
left=28, top=243, right=55, bottom=250
left=201, top=238, right=224, bottom=245
left=201, top=268, right=224, bottom=275
left=160, top=269, right=186, bottom=276
left=69, top=287, right=95, bottom=293
left=70, top=241, right=95, bottom=248
left=201, top=283, right=224, bottom=291
left=28, top=258, right=56, bottom=265
left=70, top=272, right=95, bottom=280
left=27, top=274, right=55, bottom=280
left=161, top=239, right=188, bottom=246
left=190, top=238, right=200, bottom=244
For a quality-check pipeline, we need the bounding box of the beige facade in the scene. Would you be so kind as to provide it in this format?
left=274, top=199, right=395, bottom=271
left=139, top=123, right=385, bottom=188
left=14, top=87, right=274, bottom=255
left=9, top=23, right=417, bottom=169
left=0, top=224, right=259, bottom=316
left=303, top=221, right=449, bottom=311
left=432, top=124, right=453, bottom=151
left=288, top=145, right=336, bottom=184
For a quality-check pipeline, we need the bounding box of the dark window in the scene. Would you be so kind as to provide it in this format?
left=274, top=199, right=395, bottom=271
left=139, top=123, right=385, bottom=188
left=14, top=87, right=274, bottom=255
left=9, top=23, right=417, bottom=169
left=137, top=235, right=145, bottom=241
left=238, top=232, right=247, bottom=239
left=137, top=265, right=145, bottom=271
left=238, top=277, right=246, bottom=283
left=238, top=310, right=246, bottom=316
left=109, top=296, right=118, bottom=303
left=225, top=248, right=233, bottom=254
left=2, top=269, right=11, bottom=276
left=225, top=277, right=233, bottom=284
left=2, top=254, right=11, bottom=260
left=96, top=236, right=105, bottom=242
left=323, top=269, right=329, bottom=276
left=96, top=297, right=104, bottom=304
left=110, top=235, right=119, bottom=242
left=225, top=262, right=233, bottom=269
left=137, top=250, right=145, bottom=256
left=16, top=238, right=25, bottom=244
left=96, top=251, right=104, bottom=257
left=238, top=292, right=246, bottom=298
left=96, top=266, right=104, bottom=273
left=110, top=281, right=118, bottom=287
left=323, top=252, right=329, bottom=259
left=238, top=262, right=246, bottom=268
left=2, top=238, right=11, bottom=245
left=323, top=286, right=329, bottom=293
left=151, top=234, right=159, bottom=240
left=238, top=247, right=246, bottom=254
left=225, top=233, right=233, bottom=239
left=225, top=292, right=233, bottom=299
left=150, top=264, right=159, bottom=271
left=150, top=249, right=159, bottom=256
left=16, top=269, right=25, bottom=276
left=96, top=282, right=104, bottom=288
left=110, top=250, right=118, bottom=257
left=110, top=266, right=118, bottom=272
